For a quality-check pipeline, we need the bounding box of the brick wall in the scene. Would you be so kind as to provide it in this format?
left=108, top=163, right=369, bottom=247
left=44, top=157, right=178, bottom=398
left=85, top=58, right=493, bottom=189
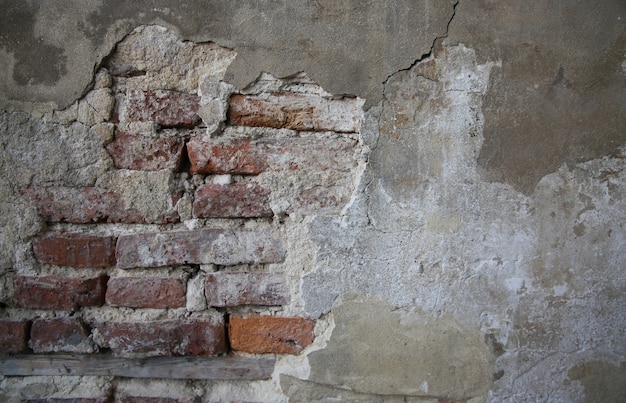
left=0, top=25, right=363, bottom=401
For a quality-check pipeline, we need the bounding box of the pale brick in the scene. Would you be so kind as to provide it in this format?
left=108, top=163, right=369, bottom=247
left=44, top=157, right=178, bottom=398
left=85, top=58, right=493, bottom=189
left=106, top=277, right=186, bottom=308
left=205, top=272, right=288, bottom=307
left=116, top=228, right=285, bottom=269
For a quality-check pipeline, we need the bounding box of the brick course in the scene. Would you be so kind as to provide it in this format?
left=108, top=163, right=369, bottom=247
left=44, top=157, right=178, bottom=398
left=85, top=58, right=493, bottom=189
left=0, top=319, right=30, bottom=353
left=14, top=275, right=107, bottom=311
left=120, top=90, right=201, bottom=127
left=30, top=317, right=96, bottom=353
left=106, top=131, right=185, bottom=171
left=229, top=315, right=316, bottom=354
left=228, top=93, right=361, bottom=133
left=116, top=228, right=285, bottom=268
left=193, top=183, right=273, bottom=218
left=23, top=187, right=148, bottom=224
left=106, top=277, right=186, bottom=308
left=187, top=136, right=358, bottom=175
left=97, top=319, right=227, bottom=357
left=32, top=232, right=117, bottom=268
left=205, top=272, right=288, bottom=307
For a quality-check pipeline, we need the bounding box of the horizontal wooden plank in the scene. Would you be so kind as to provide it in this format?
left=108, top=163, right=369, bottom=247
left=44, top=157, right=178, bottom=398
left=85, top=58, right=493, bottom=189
left=0, top=354, right=275, bottom=380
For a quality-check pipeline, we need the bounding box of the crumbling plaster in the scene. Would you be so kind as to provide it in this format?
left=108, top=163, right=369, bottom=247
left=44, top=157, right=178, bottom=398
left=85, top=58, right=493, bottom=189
left=1, top=0, right=625, bottom=402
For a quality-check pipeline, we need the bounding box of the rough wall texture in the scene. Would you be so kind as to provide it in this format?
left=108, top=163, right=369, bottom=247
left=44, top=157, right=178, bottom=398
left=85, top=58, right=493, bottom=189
left=1, top=1, right=625, bottom=402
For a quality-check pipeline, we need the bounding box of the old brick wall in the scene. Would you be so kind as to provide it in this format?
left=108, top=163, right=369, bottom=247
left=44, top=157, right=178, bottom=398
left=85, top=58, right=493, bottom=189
left=0, top=26, right=364, bottom=401
left=1, top=2, right=625, bottom=402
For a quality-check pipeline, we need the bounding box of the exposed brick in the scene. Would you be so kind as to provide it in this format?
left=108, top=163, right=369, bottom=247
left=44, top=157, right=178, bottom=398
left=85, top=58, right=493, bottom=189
left=187, top=137, right=267, bottom=175
left=30, top=317, right=96, bottom=353
left=120, top=90, right=200, bottom=127
left=187, top=136, right=358, bottom=175
left=106, top=131, right=185, bottom=171
left=119, top=398, right=185, bottom=403
left=14, top=275, right=107, bottom=311
left=205, top=272, right=288, bottom=307
left=32, top=232, right=117, bottom=268
left=0, top=319, right=30, bottom=353
left=97, top=319, right=227, bottom=357
left=116, top=228, right=285, bottom=269
left=228, top=93, right=361, bottom=133
left=106, top=277, right=186, bottom=308
left=25, top=400, right=109, bottom=403
left=193, top=183, right=272, bottom=218
left=22, top=187, right=148, bottom=224
left=229, top=315, right=315, bottom=355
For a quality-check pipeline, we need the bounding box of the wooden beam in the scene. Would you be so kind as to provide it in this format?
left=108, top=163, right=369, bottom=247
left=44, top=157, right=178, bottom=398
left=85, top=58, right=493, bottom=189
left=0, top=354, right=275, bottom=380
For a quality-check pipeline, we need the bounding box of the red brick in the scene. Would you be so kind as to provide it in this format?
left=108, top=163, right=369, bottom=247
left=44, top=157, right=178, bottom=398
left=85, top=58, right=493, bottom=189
left=97, top=319, right=227, bottom=357
left=106, top=277, right=186, bottom=308
left=106, top=131, right=185, bottom=171
left=30, top=317, right=96, bottom=353
left=229, top=315, right=315, bottom=355
left=14, top=275, right=107, bottom=311
left=205, top=272, right=288, bottom=307
left=121, top=90, right=200, bottom=127
left=193, top=183, right=272, bottom=218
left=187, top=136, right=358, bottom=175
left=228, top=93, right=361, bottom=133
left=22, top=187, right=149, bottom=224
left=116, top=228, right=285, bottom=269
left=26, top=399, right=110, bottom=403
left=32, top=232, right=116, bottom=268
left=119, top=398, right=184, bottom=403
left=0, top=319, right=30, bottom=353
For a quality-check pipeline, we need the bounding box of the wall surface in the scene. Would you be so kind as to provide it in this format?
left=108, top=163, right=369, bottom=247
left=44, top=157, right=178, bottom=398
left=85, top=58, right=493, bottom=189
left=0, top=1, right=625, bottom=402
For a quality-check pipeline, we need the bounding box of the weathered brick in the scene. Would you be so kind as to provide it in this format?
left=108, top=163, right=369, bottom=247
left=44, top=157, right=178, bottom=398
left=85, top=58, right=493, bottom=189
left=0, top=319, right=30, bottom=353
left=120, top=90, right=200, bottom=127
left=228, top=93, right=361, bottom=133
left=106, top=131, right=185, bottom=171
left=25, top=400, right=108, bottom=403
left=97, top=319, right=227, bottom=357
left=32, top=232, right=117, bottom=268
left=30, top=317, right=96, bottom=353
left=229, top=315, right=316, bottom=355
left=187, top=136, right=358, bottom=175
left=116, top=228, right=285, bottom=269
left=22, top=187, right=147, bottom=224
left=205, top=272, right=288, bottom=307
left=119, top=398, right=184, bottom=403
left=193, top=183, right=272, bottom=218
left=14, top=275, right=107, bottom=311
left=106, top=277, right=186, bottom=308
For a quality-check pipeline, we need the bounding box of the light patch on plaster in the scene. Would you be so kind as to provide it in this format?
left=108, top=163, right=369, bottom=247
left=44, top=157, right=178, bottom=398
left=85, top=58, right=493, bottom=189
left=294, top=294, right=493, bottom=400
left=425, top=211, right=460, bottom=233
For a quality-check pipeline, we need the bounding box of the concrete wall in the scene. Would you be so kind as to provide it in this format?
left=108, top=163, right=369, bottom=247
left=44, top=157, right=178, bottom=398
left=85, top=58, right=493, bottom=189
left=1, top=1, right=625, bottom=402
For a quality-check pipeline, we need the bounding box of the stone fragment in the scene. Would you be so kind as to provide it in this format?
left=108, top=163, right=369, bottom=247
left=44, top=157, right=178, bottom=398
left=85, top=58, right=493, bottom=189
left=97, top=319, right=227, bottom=357
left=116, top=228, right=285, bottom=269
left=229, top=315, right=315, bottom=354
left=32, top=232, right=117, bottom=268
left=205, top=272, right=288, bottom=307
left=22, top=187, right=147, bottom=224
left=106, top=131, right=185, bottom=171
left=119, top=90, right=200, bottom=127
left=228, top=93, right=361, bottom=133
left=30, top=317, right=96, bottom=353
left=14, top=275, right=107, bottom=311
left=186, top=273, right=207, bottom=312
left=187, top=136, right=358, bottom=175
left=77, top=88, right=115, bottom=126
left=0, top=319, right=30, bottom=353
left=193, top=183, right=273, bottom=218
left=105, top=277, right=186, bottom=309
left=95, top=170, right=181, bottom=224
